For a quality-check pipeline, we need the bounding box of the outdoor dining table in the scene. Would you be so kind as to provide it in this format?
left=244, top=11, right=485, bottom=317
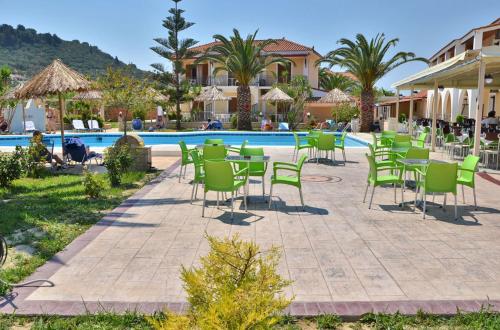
left=195, top=144, right=232, bottom=149
left=225, top=155, right=271, bottom=203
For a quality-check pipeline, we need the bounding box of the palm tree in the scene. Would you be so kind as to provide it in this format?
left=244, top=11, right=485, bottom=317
left=196, top=29, right=289, bottom=130
left=319, top=34, right=427, bottom=132
left=319, top=68, right=359, bottom=93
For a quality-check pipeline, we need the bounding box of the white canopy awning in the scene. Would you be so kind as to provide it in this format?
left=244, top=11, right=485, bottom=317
left=392, top=46, right=500, bottom=90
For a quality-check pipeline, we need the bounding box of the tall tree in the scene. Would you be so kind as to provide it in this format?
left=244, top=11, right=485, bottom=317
left=151, top=0, right=198, bottom=130
left=276, top=75, right=312, bottom=130
left=0, top=66, right=12, bottom=109
left=319, top=34, right=427, bottom=132
left=319, top=68, right=359, bottom=93
left=197, top=29, right=289, bottom=130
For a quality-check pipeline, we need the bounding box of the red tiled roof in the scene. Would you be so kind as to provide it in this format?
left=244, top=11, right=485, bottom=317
left=188, top=38, right=321, bottom=57
left=379, top=90, right=428, bottom=105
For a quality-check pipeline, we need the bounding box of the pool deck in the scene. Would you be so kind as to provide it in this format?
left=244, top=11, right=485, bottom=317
left=1, top=143, right=500, bottom=318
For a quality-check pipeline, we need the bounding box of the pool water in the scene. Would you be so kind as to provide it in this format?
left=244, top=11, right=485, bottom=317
left=0, top=132, right=368, bottom=148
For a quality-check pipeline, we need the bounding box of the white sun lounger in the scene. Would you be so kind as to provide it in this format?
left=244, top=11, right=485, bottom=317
left=72, top=119, right=88, bottom=132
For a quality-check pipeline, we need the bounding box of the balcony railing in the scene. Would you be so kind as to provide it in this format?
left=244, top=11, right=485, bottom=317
left=183, top=74, right=306, bottom=87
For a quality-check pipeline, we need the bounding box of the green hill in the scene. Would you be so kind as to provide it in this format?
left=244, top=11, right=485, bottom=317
left=0, top=24, right=148, bottom=80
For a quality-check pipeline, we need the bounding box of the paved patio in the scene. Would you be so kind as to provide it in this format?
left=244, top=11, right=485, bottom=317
left=1, top=145, right=500, bottom=317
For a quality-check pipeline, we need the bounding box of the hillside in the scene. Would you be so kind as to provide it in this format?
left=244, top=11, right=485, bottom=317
left=0, top=24, right=148, bottom=80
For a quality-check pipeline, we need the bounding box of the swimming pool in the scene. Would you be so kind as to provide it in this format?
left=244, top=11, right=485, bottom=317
left=0, top=131, right=368, bottom=148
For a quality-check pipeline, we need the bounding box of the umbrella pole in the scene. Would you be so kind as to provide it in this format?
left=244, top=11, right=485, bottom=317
left=58, top=92, right=65, bottom=154
left=22, top=103, right=26, bottom=134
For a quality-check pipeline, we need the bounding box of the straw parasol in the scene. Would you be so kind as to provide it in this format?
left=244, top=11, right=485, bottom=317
left=73, top=90, right=102, bottom=101
left=261, top=87, right=293, bottom=102
left=15, top=59, right=91, bottom=150
left=317, top=88, right=353, bottom=104
left=195, top=86, right=230, bottom=102
left=147, top=88, right=170, bottom=102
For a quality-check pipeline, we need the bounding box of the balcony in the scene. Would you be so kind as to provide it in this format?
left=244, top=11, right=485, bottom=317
left=183, top=74, right=307, bottom=87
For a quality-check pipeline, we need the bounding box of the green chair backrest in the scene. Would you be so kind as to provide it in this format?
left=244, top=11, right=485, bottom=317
left=293, top=132, right=301, bottom=148
left=368, top=143, right=376, bottom=157
left=445, top=133, right=456, bottom=143
left=203, top=145, right=226, bottom=160
left=425, top=162, right=458, bottom=193
left=179, top=140, right=190, bottom=165
left=405, top=147, right=430, bottom=160
left=190, top=149, right=204, bottom=181
left=296, top=154, right=307, bottom=179
left=382, top=130, right=396, bottom=138
left=381, top=130, right=396, bottom=146
left=460, top=155, right=479, bottom=183
left=371, top=132, right=380, bottom=149
left=317, top=134, right=335, bottom=150
left=240, top=147, right=265, bottom=174
left=417, top=132, right=428, bottom=143
left=395, top=135, right=411, bottom=143
left=392, top=141, right=412, bottom=149
left=423, top=126, right=431, bottom=133
left=204, top=138, right=224, bottom=145
left=337, top=132, right=347, bottom=147
left=204, top=160, right=234, bottom=192
left=365, top=154, right=378, bottom=182
left=436, top=128, right=444, bottom=137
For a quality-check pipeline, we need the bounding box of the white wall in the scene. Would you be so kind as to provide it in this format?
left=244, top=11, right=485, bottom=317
left=5, top=100, right=46, bottom=133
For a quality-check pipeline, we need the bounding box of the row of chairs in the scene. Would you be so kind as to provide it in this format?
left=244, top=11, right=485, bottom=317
left=72, top=119, right=104, bottom=132
left=293, top=131, right=348, bottom=164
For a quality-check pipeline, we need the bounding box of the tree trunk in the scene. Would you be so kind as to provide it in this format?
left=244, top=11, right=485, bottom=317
left=237, top=85, right=252, bottom=130
left=360, top=90, right=374, bottom=132
left=176, top=86, right=182, bottom=130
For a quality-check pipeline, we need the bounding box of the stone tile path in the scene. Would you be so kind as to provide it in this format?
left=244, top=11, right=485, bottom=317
left=1, top=147, right=500, bottom=317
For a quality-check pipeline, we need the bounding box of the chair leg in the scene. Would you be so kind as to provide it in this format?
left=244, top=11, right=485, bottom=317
left=443, top=193, right=447, bottom=211
left=423, top=192, right=427, bottom=219
left=269, top=184, right=273, bottom=209
left=299, top=188, right=305, bottom=211
left=243, top=186, right=248, bottom=212
left=183, top=165, right=187, bottom=178
left=342, top=149, right=346, bottom=164
left=400, top=183, right=404, bottom=206
left=262, top=178, right=265, bottom=198
left=368, top=186, right=375, bottom=209
left=216, top=192, right=219, bottom=208
left=178, top=165, right=183, bottom=182
left=473, top=187, right=477, bottom=210
left=394, top=183, right=397, bottom=203
left=231, top=191, right=234, bottom=219
left=414, top=184, right=419, bottom=211
left=195, top=183, right=199, bottom=200
left=462, top=185, right=466, bottom=204
left=454, top=193, right=458, bottom=220
left=363, top=182, right=369, bottom=203
left=191, top=182, right=195, bottom=204
left=202, top=190, right=206, bottom=217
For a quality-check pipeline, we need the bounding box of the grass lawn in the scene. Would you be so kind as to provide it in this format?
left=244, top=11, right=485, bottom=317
left=0, top=171, right=158, bottom=295
left=0, top=310, right=499, bottom=329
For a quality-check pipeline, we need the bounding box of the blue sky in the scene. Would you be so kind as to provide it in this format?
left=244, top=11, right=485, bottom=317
left=1, top=0, right=499, bottom=89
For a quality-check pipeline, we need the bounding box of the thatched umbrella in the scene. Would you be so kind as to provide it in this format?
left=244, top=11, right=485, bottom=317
left=317, top=88, right=352, bottom=104
left=16, top=59, right=91, bottom=151
left=317, top=88, right=353, bottom=122
left=195, top=86, right=230, bottom=102
left=261, top=87, right=293, bottom=103
left=261, top=87, right=293, bottom=119
left=73, top=90, right=104, bottom=125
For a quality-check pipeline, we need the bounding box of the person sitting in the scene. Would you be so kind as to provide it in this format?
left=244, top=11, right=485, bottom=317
left=64, top=136, right=102, bottom=165
left=481, top=111, right=498, bottom=126
left=31, top=131, right=66, bottom=167
left=261, top=117, right=273, bottom=131
left=199, top=118, right=211, bottom=130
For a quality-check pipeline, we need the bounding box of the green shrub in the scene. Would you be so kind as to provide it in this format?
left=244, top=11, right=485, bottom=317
left=317, top=313, right=342, bottom=329
left=230, top=114, right=238, bottom=129
left=332, top=103, right=360, bottom=123
left=83, top=171, right=106, bottom=199
left=167, top=111, right=182, bottom=121
left=149, top=234, right=293, bottom=329
left=25, top=140, right=47, bottom=178
left=104, top=144, right=133, bottom=186
left=456, top=114, right=465, bottom=125
left=0, top=146, right=26, bottom=187
left=398, top=112, right=407, bottom=123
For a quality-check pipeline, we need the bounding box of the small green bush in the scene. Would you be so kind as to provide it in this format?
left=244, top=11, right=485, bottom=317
left=25, top=140, right=47, bottom=178
left=317, top=313, right=342, bottom=329
left=83, top=171, right=106, bottom=199
left=332, top=103, right=360, bottom=123
left=104, top=144, right=133, bottom=186
left=167, top=111, right=182, bottom=121
left=398, top=112, right=407, bottom=123
left=149, top=234, right=293, bottom=329
left=456, top=114, right=465, bottom=125
left=0, top=146, right=25, bottom=187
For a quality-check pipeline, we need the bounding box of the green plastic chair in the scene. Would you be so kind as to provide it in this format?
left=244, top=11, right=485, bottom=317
left=204, top=138, right=224, bottom=145
left=415, top=162, right=458, bottom=219
left=316, top=133, right=336, bottom=164
left=413, top=132, right=428, bottom=148
left=269, top=154, right=307, bottom=210
left=293, top=132, right=313, bottom=161
left=371, top=132, right=386, bottom=152
left=203, top=160, right=248, bottom=219
left=363, top=154, right=404, bottom=209
left=368, top=144, right=395, bottom=169
left=381, top=130, right=396, bottom=147
left=178, top=140, right=195, bottom=182
left=399, top=147, right=430, bottom=184
left=335, top=131, right=347, bottom=163
left=457, top=155, right=480, bottom=209
left=189, top=149, right=205, bottom=203
left=228, top=140, right=248, bottom=154
left=394, top=134, right=411, bottom=143
left=203, top=145, right=226, bottom=161
left=239, top=147, right=268, bottom=197
left=444, top=133, right=457, bottom=157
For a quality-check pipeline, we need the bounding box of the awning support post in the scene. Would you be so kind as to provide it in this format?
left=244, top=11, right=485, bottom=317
left=409, top=87, right=414, bottom=136
left=431, top=81, right=438, bottom=152
left=473, top=59, right=486, bottom=156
